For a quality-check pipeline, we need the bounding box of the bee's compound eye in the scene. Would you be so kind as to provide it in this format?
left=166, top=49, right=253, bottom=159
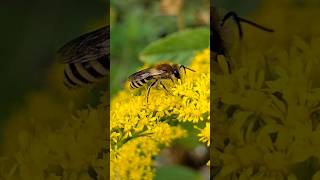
left=173, top=70, right=180, bottom=79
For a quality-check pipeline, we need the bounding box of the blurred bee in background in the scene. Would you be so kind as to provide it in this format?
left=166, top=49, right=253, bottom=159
left=211, top=7, right=274, bottom=73
left=58, top=26, right=109, bottom=88
left=128, top=63, right=195, bottom=102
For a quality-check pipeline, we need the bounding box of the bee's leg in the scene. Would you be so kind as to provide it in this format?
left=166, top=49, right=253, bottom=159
left=225, top=55, right=232, bottom=74
left=160, top=81, right=173, bottom=95
left=169, top=76, right=175, bottom=83
left=212, top=52, right=232, bottom=74
left=227, top=62, right=232, bottom=73
left=146, top=80, right=158, bottom=103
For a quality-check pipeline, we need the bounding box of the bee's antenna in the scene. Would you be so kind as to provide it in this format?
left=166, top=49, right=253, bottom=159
left=237, top=17, right=274, bottom=33
left=179, top=65, right=195, bottom=74
left=221, top=11, right=274, bottom=40
left=221, top=11, right=243, bottom=39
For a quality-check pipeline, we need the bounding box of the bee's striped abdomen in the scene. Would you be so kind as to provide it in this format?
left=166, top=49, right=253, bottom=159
left=130, top=78, right=149, bottom=89
left=63, top=55, right=109, bottom=88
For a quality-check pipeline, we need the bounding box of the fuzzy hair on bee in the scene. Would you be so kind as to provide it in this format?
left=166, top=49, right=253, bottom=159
left=128, top=63, right=195, bottom=102
left=211, top=7, right=274, bottom=73
left=58, top=26, right=109, bottom=88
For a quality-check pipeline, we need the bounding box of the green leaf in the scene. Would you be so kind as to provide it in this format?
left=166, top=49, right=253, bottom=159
left=155, top=165, right=202, bottom=180
left=176, top=122, right=204, bottom=149
left=140, top=27, right=209, bottom=65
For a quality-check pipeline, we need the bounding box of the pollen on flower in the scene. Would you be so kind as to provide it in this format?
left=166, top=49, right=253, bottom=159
left=197, top=123, right=210, bottom=146
left=110, top=49, right=210, bottom=179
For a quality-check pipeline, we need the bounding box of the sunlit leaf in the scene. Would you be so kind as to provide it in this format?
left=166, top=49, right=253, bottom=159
left=140, top=27, right=209, bottom=65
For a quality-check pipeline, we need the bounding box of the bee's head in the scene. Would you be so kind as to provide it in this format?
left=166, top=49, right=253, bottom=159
left=172, top=64, right=195, bottom=79
left=172, top=65, right=181, bottom=79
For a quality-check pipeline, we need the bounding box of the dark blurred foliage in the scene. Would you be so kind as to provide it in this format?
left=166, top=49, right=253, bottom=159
left=0, top=1, right=108, bottom=178
left=212, top=0, right=320, bottom=179
left=0, top=0, right=107, bottom=126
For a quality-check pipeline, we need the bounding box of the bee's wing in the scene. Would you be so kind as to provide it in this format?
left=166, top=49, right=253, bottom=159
left=58, top=26, right=109, bottom=64
left=128, top=68, right=165, bottom=81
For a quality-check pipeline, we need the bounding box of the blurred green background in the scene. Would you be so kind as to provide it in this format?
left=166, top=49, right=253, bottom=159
left=0, top=0, right=107, bottom=143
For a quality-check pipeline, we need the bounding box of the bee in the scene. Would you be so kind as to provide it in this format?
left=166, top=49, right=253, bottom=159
left=58, top=26, right=109, bottom=88
left=128, top=63, right=195, bottom=102
left=211, top=7, right=274, bottom=73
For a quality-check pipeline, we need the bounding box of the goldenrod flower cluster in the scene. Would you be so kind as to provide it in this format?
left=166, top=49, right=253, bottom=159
left=197, top=122, right=210, bottom=146
left=0, top=66, right=108, bottom=179
left=110, top=49, right=210, bottom=179
left=213, top=0, right=320, bottom=179
left=0, top=49, right=210, bottom=179
left=1, top=98, right=108, bottom=179
left=215, top=36, right=320, bottom=180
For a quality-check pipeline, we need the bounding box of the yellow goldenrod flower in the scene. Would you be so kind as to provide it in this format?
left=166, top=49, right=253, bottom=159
left=110, top=49, right=210, bottom=179
left=0, top=48, right=210, bottom=179
left=197, top=122, right=210, bottom=146
left=213, top=2, right=320, bottom=176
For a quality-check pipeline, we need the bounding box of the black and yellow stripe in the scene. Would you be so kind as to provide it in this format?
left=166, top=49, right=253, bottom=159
left=58, top=25, right=109, bottom=88
left=63, top=55, right=109, bottom=88
left=130, top=78, right=149, bottom=89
